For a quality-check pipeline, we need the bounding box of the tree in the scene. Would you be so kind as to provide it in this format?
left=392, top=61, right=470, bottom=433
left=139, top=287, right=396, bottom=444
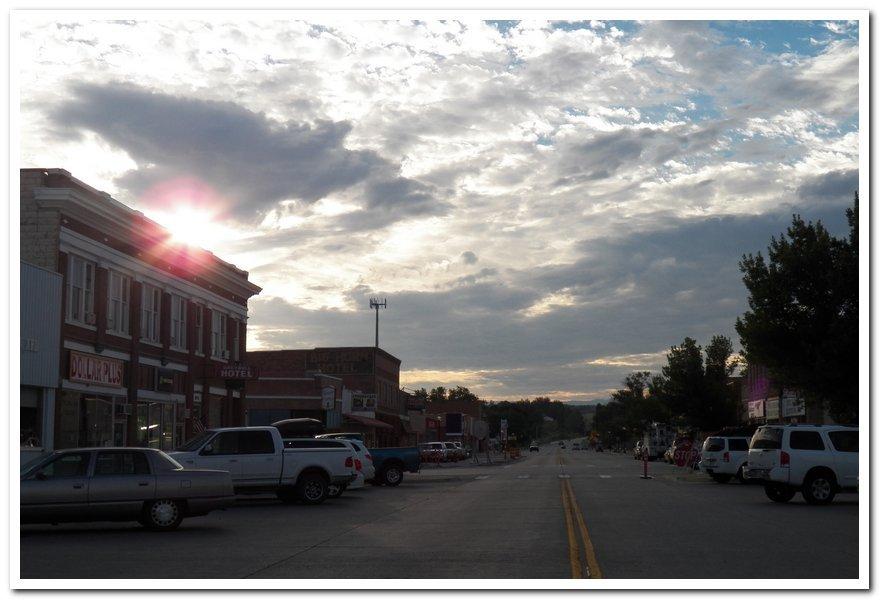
left=660, top=337, right=705, bottom=424
left=427, top=386, right=447, bottom=404
left=736, top=195, right=858, bottom=422
left=447, top=386, right=479, bottom=404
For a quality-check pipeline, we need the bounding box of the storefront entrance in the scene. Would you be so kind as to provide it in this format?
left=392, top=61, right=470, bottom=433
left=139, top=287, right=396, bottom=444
left=137, top=401, right=181, bottom=451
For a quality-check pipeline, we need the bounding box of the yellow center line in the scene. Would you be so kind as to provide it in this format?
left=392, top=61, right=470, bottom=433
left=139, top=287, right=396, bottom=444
left=560, top=475, right=583, bottom=579
left=565, top=479, right=603, bottom=579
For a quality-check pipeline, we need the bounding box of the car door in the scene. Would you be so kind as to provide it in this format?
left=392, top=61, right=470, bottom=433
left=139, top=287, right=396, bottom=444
left=827, top=430, right=858, bottom=489
left=20, top=451, right=92, bottom=523
left=236, top=430, right=281, bottom=486
left=88, top=450, right=157, bottom=519
left=195, top=431, right=244, bottom=481
left=787, top=430, right=829, bottom=485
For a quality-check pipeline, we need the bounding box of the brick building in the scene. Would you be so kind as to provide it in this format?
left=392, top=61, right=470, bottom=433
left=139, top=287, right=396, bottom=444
left=20, top=168, right=262, bottom=454
left=741, top=364, right=828, bottom=424
left=247, top=347, right=409, bottom=447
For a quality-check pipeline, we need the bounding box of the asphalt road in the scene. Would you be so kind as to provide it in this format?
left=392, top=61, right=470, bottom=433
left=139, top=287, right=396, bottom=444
left=19, top=446, right=858, bottom=580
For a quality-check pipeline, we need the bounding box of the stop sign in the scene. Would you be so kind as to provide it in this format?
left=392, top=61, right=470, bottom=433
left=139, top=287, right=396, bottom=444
left=674, top=442, right=692, bottom=467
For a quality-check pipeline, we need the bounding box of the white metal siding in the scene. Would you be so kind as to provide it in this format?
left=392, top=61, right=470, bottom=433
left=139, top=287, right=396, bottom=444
left=20, top=261, right=62, bottom=387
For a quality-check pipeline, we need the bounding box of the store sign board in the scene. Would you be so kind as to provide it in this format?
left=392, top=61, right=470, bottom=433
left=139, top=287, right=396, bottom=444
left=69, top=351, right=124, bottom=387
left=748, top=400, right=765, bottom=419
left=781, top=390, right=806, bottom=417
left=321, top=386, right=336, bottom=410
left=216, top=363, right=257, bottom=379
left=765, top=398, right=780, bottom=420
left=352, top=393, right=376, bottom=410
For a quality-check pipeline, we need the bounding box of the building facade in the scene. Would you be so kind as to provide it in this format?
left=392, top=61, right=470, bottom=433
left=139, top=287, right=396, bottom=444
left=247, top=347, right=409, bottom=446
left=20, top=261, right=63, bottom=465
left=741, top=364, right=828, bottom=425
left=20, top=168, right=262, bottom=455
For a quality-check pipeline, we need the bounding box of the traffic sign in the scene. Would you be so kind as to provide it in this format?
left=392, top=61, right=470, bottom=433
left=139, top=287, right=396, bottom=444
left=472, top=420, right=489, bottom=440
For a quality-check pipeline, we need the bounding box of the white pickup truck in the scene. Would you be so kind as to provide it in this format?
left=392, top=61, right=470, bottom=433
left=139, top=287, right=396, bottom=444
left=168, top=426, right=357, bottom=505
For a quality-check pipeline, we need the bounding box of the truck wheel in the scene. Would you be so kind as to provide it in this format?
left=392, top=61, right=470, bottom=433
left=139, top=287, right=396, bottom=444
left=382, top=465, right=403, bottom=486
left=765, top=483, right=796, bottom=503
left=327, top=484, right=346, bottom=499
left=802, top=472, right=837, bottom=505
left=297, top=473, right=329, bottom=505
left=735, top=466, right=746, bottom=483
left=141, top=499, right=184, bottom=531
left=711, top=474, right=732, bottom=484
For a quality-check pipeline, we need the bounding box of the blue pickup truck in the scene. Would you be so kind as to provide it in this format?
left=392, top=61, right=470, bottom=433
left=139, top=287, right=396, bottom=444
left=368, top=447, right=421, bottom=486
left=315, top=433, right=421, bottom=486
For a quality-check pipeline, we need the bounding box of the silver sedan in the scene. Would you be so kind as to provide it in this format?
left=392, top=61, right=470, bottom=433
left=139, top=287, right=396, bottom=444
left=21, top=447, right=235, bottom=531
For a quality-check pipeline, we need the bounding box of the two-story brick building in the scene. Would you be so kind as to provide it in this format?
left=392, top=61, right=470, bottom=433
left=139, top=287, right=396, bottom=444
left=247, top=347, right=408, bottom=446
left=20, top=168, right=262, bottom=453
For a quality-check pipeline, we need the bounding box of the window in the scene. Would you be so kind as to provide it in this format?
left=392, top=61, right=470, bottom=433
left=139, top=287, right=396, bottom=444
left=38, top=453, right=90, bottom=478
left=239, top=431, right=275, bottom=454
left=704, top=438, right=725, bottom=452
left=211, top=310, right=227, bottom=358
left=67, top=255, right=96, bottom=324
left=194, top=305, right=204, bottom=354
left=107, top=270, right=130, bottom=335
left=750, top=427, right=782, bottom=450
left=231, top=320, right=240, bottom=361
left=209, top=431, right=239, bottom=455
left=170, top=295, right=187, bottom=349
left=141, top=284, right=161, bottom=342
left=94, top=451, right=151, bottom=476
left=728, top=438, right=750, bottom=452
left=21, top=386, right=42, bottom=448
left=828, top=431, right=858, bottom=453
left=789, top=431, right=825, bottom=451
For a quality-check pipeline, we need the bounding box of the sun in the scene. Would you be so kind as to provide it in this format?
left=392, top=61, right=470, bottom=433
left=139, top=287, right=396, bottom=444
left=145, top=206, right=224, bottom=252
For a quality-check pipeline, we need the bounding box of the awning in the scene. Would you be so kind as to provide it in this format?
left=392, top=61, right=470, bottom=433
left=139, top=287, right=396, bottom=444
left=345, top=414, right=394, bottom=430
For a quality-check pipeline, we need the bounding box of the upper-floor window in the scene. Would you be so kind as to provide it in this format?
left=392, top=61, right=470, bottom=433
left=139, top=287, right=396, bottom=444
left=170, top=295, right=187, bottom=350
left=211, top=310, right=227, bottom=358
left=107, top=270, right=130, bottom=335
left=141, top=284, right=161, bottom=343
left=231, top=319, right=241, bottom=361
left=194, top=305, right=204, bottom=354
left=67, top=255, right=96, bottom=324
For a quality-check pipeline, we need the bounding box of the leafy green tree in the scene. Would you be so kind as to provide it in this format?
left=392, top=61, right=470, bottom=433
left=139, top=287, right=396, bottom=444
left=660, top=337, right=705, bottom=424
left=427, top=386, right=447, bottom=404
left=736, top=196, right=859, bottom=422
left=447, top=386, right=480, bottom=404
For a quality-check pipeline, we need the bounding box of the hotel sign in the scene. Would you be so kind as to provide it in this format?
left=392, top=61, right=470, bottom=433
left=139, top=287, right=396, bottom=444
left=69, top=351, right=124, bottom=387
left=215, top=363, right=256, bottom=379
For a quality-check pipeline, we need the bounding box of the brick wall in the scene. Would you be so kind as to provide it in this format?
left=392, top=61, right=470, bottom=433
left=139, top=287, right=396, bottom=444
left=20, top=169, right=61, bottom=271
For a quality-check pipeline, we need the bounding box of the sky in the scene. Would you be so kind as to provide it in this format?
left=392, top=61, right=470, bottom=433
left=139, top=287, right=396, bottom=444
left=17, top=17, right=860, bottom=403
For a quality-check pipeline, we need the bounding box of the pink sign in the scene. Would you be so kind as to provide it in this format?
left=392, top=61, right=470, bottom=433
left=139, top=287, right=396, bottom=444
left=69, top=351, right=124, bottom=387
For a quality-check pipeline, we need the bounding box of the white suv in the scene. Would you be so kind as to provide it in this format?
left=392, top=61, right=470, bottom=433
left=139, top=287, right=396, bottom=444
left=745, top=424, right=858, bottom=505
left=699, top=435, right=751, bottom=483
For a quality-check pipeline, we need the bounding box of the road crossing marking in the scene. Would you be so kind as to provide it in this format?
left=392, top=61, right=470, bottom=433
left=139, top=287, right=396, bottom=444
left=517, top=475, right=530, bottom=479
left=475, top=475, right=490, bottom=480
left=558, top=474, right=571, bottom=479
left=599, top=475, right=612, bottom=479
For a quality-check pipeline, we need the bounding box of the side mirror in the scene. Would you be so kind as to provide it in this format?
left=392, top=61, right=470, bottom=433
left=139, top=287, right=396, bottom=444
left=200, top=444, right=214, bottom=456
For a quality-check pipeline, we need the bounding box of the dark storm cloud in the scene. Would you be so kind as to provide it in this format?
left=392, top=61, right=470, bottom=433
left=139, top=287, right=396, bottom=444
left=796, top=169, right=859, bottom=205
left=461, top=251, right=478, bottom=265
left=49, top=82, right=441, bottom=224
left=250, top=203, right=853, bottom=402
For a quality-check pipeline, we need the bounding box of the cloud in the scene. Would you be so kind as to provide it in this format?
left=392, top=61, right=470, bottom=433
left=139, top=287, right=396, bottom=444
left=48, top=81, right=442, bottom=225
left=796, top=169, right=858, bottom=205
left=461, top=251, right=478, bottom=264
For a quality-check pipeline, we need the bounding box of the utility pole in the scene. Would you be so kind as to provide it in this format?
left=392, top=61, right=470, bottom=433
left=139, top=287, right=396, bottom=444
left=369, top=298, right=387, bottom=348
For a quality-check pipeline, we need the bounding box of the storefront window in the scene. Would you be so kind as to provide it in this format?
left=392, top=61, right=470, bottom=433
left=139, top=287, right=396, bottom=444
left=20, top=386, right=42, bottom=448
left=80, top=397, right=115, bottom=447
left=137, top=401, right=178, bottom=450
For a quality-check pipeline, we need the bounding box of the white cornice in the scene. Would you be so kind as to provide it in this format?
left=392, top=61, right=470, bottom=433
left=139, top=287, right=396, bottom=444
left=33, top=187, right=261, bottom=299
left=60, top=228, right=248, bottom=318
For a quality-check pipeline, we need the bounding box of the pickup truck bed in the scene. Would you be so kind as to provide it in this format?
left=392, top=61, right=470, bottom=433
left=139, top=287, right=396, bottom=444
left=368, top=447, right=421, bottom=486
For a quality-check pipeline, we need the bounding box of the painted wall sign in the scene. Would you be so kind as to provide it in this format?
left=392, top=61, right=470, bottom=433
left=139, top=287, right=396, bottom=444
left=69, top=351, right=124, bottom=387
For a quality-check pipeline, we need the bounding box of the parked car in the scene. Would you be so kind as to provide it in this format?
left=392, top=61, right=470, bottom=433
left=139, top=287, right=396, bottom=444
left=271, top=418, right=326, bottom=438
left=529, top=441, right=539, bottom=452
left=745, top=424, right=858, bottom=505
left=328, top=439, right=375, bottom=497
left=443, top=441, right=463, bottom=461
left=21, top=448, right=234, bottom=531
left=452, top=441, right=470, bottom=458
left=369, top=447, right=421, bottom=485
left=572, top=441, right=581, bottom=450
left=699, top=435, right=751, bottom=483
left=169, top=426, right=357, bottom=505
left=420, top=442, right=449, bottom=463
